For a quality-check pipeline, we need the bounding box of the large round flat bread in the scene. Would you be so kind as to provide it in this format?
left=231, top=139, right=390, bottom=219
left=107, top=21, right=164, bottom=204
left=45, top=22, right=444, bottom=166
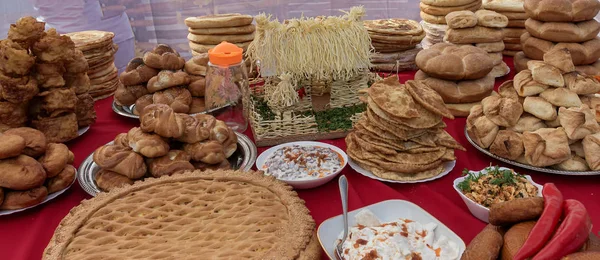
left=187, top=32, right=255, bottom=45
left=421, top=0, right=477, bottom=7
left=87, top=63, right=117, bottom=79
left=185, top=14, right=253, bottom=29
left=420, top=11, right=447, bottom=24
left=65, top=30, right=115, bottom=51
left=370, top=46, right=422, bottom=63
left=364, top=19, right=424, bottom=36
left=420, top=1, right=481, bottom=16
left=483, top=0, right=525, bottom=12
left=368, top=77, right=420, bottom=118
left=89, top=68, right=118, bottom=84
left=189, top=41, right=251, bottom=54
left=188, top=24, right=255, bottom=35
left=43, top=170, right=316, bottom=260
left=370, top=62, right=418, bottom=72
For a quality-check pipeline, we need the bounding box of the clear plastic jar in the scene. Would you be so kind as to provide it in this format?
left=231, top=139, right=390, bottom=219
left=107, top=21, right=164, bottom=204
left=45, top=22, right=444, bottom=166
left=205, top=42, right=248, bottom=132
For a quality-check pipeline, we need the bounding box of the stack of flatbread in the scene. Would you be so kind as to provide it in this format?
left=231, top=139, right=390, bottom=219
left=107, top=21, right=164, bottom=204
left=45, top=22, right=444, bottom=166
left=364, top=19, right=424, bottom=72
left=184, top=14, right=255, bottom=56
left=66, top=30, right=121, bottom=100
left=444, top=10, right=510, bottom=78
left=346, top=76, right=465, bottom=181
left=481, top=0, right=526, bottom=56
left=419, top=0, right=483, bottom=48
left=467, top=48, right=600, bottom=171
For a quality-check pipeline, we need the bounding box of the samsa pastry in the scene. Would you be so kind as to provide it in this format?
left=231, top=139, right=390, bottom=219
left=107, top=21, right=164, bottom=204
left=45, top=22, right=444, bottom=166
left=126, top=127, right=169, bottom=158
left=489, top=130, right=524, bottom=160
left=527, top=61, right=564, bottom=87
left=0, top=76, right=39, bottom=103
left=0, top=101, right=28, bottom=128
left=543, top=48, right=575, bottom=73
left=466, top=105, right=499, bottom=148
left=523, top=96, right=557, bottom=121
left=583, top=133, right=600, bottom=170
left=0, top=39, right=35, bottom=76
left=481, top=95, right=523, bottom=127
left=508, top=114, right=547, bottom=133
left=497, top=80, right=521, bottom=103
left=7, top=16, right=45, bottom=49
left=559, top=105, right=600, bottom=140
left=553, top=155, right=590, bottom=171
left=31, top=113, right=79, bottom=143
left=546, top=117, right=562, bottom=128
left=3, top=127, right=47, bottom=157
left=580, top=95, right=600, bottom=122
left=539, top=88, right=582, bottom=108
left=146, top=150, right=194, bottom=178
left=32, top=29, right=75, bottom=63
left=513, top=70, right=549, bottom=97
left=522, top=128, right=571, bottom=167
left=570, top=141, right=586, bottom=158
left=93, top=145, right=147, bottom=179
left=563, top=71, right=600, bottom=95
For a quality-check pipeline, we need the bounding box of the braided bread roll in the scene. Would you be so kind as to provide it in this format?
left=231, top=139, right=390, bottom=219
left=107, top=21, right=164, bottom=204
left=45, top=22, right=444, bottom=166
left=93, top=145, right=147, bottom=179
left=175, top=114, right=215, bottom=144
left=126, top=127, right=170, bottom=158
left=139, top=104, right=185, bottom=138
left=183, top=141, right=226, bottom=164
left=147, top=150, right=194, bottom=178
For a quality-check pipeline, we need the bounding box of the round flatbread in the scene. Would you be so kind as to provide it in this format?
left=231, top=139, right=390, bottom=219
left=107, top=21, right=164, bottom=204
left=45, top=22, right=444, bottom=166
left=187, top=32, right=255, bottom=45
left=420, top=1, right=481, bottom=16
left=189, top=41, right=251, bottom=53
left=369, top=30, right=426, bottom=45
left=420, top=11, right=447, bottom=25
left=364, top=19, right=424, bottom=36
left=370, top=62, right=418, bottom=72
left=87, top=63, right=117, bottom=79
left=188, top=24, right=255, bottom=35
left=421, top=0, right=477, bottom=7
left=65, top=30, right=115, bottom=51
left=185, top=14, right=253, bottom=29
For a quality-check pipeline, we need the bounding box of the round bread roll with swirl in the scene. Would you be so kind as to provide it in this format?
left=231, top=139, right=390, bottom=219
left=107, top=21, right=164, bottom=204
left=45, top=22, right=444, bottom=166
left=415, top=43, right=495, bottom=80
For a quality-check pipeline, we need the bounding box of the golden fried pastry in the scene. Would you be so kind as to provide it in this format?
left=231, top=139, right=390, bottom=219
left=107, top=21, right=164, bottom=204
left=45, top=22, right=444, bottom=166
left=0, top=134, right=25, bottom=159
left=183, top=140, right=226, bottom=164
left=139, top=104, right=185, bottom=138
left=4, top=127, right=47, bottom=158
left=133, top=94, right=153, bottom=115
left=147, top=150, right=194, bottom=178
left=523, top=128, right=571, bottom=167
left=146, top=70, right=191, bottom=93
left=0, top=39, right=35, bottom=76
left=481, top=95, right=524, bottom=128
left=93, top=145, right=147, bottom=179
left=0, top=101, right=28, bottom=127
left=0, top=186, right=48, bottom=210
left=75, top=94, right=97, bottom=127
left=466, top=105, right=500, bottom=148
left=65, top=50, right=89, bottom=74
left=176, top=113, right=214, bottom=143
left=64, top=73, right=91, bottom=95
left=113, top=133, right=129, bottom=148
left=192, top=160, right=232, bottom=171
left=489, top=130, right=524, bottom=160
left=152, top=87, right=192, bottom=113
left=38, top=143, right=70, bottom=178
left=583, top=132, right=600, bottom=170
left=46, top=164, right=75, bottom=193
left=39, top=88, right=77, bottom=117
left=508, top=114, right=547, bottom=133
left=119, top=57, right=159, bottom=86
left=7, top=16, right=45, bottom=49
left=210, top=120, right=230, bottom=143
left=184, top=54, right=209, bottom=76
left=31, top=113, right=79, bottom=143
left=553, top=154, right=590, bottom=171
left=95, top=169, right=134, bottom=192
left=114, top=84, right=149, bottom=106
left=0, top=155, right=46, bottom=190
left=0, top=76, right=39, bottom=103
left=188, top=77, right=206, bottom=97
left=558, top=105, right=600, bottom=140
left=188, top=98, right=206, bottom=114
left=142, top=44, right=186, bottom=70
left=32, top=29, right=75, bottom=63
left=126, top=127, right=169, bottom=158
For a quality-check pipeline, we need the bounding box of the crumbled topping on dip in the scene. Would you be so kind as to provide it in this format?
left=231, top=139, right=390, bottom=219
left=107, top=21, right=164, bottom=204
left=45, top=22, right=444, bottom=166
left=339, top=210, right=460, bottom=260
left=263, top=145, right=343, bottom=180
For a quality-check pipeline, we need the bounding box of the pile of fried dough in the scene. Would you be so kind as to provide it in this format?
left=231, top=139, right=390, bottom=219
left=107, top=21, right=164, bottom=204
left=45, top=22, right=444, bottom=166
left=0, top=16, right=96, bottom=142
left=346, top=76, right=465, bottom=181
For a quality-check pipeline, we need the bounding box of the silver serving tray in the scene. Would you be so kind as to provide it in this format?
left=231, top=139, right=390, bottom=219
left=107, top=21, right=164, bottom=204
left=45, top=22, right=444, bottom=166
left=78, top=125, right=90, bottom=136
left=0, top=175, right=76, bottom=216
left=464, top=127, right=600, bottom=176
left=77, top=132, right=257, bottom=196
left=112, top=100, right=232, bottom=119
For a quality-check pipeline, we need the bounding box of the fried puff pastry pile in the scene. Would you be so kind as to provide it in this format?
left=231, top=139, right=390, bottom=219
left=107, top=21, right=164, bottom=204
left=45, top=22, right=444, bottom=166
left=92, top=104, right=237, bottom=192
left=0, top=16, right=96, bottom=142
left=0, top=127, right=76, bottom=210
left=114, top=44, right=206, bottom=115
left=467, top=48, right=600, bottom=171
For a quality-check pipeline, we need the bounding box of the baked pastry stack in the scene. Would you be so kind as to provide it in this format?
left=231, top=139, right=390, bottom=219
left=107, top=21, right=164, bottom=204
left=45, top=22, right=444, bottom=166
left=116, top=44, right=207, bottom=115
left=66, top=30, right=121, bottom=100
left=0, top=16, right=96, bottom=143
left=515, top=0, right=600, bottom=75
left=0, top=127, right=76, bottom=210
left=481, top=0, right=527, bottom=56
left=467, top=48, right=600, bottom=171
left=92, top=104, right=238, bottom=192
left=444, top=10, right=510, bottom=77
left=346, top=76, right=465, bottom=181
left=184, top=14, right=254, bottom=56
left=419, top=0, right=482, bottom=48
left=364, top=19, right=425, bottom=71
left=415, top=43, right=497, bottom=117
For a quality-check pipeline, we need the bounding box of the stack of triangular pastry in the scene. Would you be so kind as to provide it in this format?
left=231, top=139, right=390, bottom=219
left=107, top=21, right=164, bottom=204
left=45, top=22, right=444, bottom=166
left=346, top=76, right=465, bottom=181
left=184, top=14, right=254, bottom=56
left=467, top=48, right=600, bottom=171
left=364, top=19, right=424, bottom=72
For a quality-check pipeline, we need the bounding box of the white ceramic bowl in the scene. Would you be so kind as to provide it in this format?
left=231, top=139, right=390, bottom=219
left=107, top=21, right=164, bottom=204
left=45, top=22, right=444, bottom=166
left=453, top=166, right=543, bottom=223
left=256, top=141, right=348, bottom=189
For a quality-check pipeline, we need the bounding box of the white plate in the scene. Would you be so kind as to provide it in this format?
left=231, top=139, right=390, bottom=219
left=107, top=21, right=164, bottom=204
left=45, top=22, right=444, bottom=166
left=255, top=141, right=348, bottom=189
left=348, top=158, right=456, bottom=183
left=317, top=199, right=466, bottom=259
left=453, top=166, right=543, bottom=223
left=0, top=177, right=76, bottom=216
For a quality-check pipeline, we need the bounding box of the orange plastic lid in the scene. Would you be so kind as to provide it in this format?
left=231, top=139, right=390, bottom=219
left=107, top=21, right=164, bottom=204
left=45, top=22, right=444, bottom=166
left=208, top=41, right=243, bottom=66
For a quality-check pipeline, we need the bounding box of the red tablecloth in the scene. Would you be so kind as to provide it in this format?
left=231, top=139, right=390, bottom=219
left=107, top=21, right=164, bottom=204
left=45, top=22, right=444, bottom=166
left=1, top=57, right=599, bottom=260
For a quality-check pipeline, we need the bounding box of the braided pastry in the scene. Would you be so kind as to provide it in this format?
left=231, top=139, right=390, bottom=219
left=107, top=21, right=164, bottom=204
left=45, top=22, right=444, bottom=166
left=126, top=127, right=170, bottom=158
left=222, top=127, right=238, bottom=158
left=146, top=70, right=191, bottom=93
left=113, top=133, right=129, bottom=147
left=142, top=44, right=185, bottom=70
left=93, top=145, right=147, bottom=179
left=114, top=84, right=149, bottom=106
left=210, top=120, right=230, bottom=143
left=119, top=57, right=159, bottom=86
left=95, top=169, right=134, bottom=192
left=147, top=150, right=194, bottom=178
left=152, top=87, right=192, bottom=113
left=139, top=104, right=185, bottom=138
left=183, top=140, right=226, bottom=164
left=175, top=113, right=215, bottom=144
left=133, top=94, right=153, bottom=115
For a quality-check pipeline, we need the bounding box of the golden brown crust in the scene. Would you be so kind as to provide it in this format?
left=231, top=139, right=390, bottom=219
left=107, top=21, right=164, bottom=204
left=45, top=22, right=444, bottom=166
left=0, top=75, right=39, bottom=103
left=113, top=133, right=129, bottom=148
left=32, top=113, right=79, bottom=143
left=64, top=73, right=90, bottom=95
left=126, top=127, right=170, bottom=158
left=0, top=134, right=25, bottom=159
left=139, top=104, right=185, bottom=138
left=93, top=145, right=147, bottom=179
left=65, top=50, right=89, bottom=74
left=0, top=186, right=47, bottom=210
left=38, top=88, right=77, bottom=117
left=32, top=29, right=75, bottom=63
left=3, top=127, right=47, bottom=158
left=0, top=155, right=46, bottom=190
left=38, top=143, right=70, bottom=178
left=146, top=70, right=191, bottom=93
left=147, top=150, right=194, bottom=178
left=0, top=39, right=35, bottom=76
left=489, top=130, right=524, bottom=160
left=75, top=93, right=96, bottom=128
left=46, top=164, right=75, bottom=193
left=188, top=76, right=206, bottom=97
left=189, top=97, right=206, bottom=113
left=183, top=140, right=226, bottom=164
left=184, top=53, right=209, bottom=76
left=415, top=43, right=495, bottom=80
left=481, top=95, right=524, bottom=127
left=119, top=57, right=159, bottom=86
left=94, top=169, right=134, bottom=192
left=8, top=16, right=45, bottom=49
left=524, top=0, right=600, bottom=22
left=142, top=44, right=185, bottom=70
left=133, top=94, right=153, bottom=115
left=0, top=101, right=28, bottom=128
left=152, top=87, right=192, bottom=113
left=114, top=84, right=149, bottom=106
left=175, top=113, right=214, bottom=144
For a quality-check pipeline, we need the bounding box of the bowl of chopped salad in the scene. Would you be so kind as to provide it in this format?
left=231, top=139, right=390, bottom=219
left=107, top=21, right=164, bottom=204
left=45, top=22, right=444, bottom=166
left=256, top=141, right=348, bottom=189
left=453, top=166, right=543, bottom=223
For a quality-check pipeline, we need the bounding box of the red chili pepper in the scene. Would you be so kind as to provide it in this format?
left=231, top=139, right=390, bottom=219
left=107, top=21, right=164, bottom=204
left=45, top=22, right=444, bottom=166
left=514, top=183, right=563, bottom=260
left=533, top=199, right=592, bottom=260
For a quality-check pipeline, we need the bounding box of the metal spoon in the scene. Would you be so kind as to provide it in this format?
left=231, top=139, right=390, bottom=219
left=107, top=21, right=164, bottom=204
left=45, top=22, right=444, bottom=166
left=335, top=175, right=349, bottom=260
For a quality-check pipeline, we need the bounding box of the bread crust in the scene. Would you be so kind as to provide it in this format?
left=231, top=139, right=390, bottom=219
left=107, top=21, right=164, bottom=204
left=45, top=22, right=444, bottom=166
left=521, top=33, right=600, bottom=65
left=525, top=18, right=600, bottom=43
left=524, top=0, right=600, bottom=22
left=415, top=43, right=495, bottom=80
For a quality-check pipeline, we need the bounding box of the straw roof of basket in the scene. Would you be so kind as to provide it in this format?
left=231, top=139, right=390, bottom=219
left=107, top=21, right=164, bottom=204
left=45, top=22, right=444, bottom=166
left=246, top=6, right=372, bottom=82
